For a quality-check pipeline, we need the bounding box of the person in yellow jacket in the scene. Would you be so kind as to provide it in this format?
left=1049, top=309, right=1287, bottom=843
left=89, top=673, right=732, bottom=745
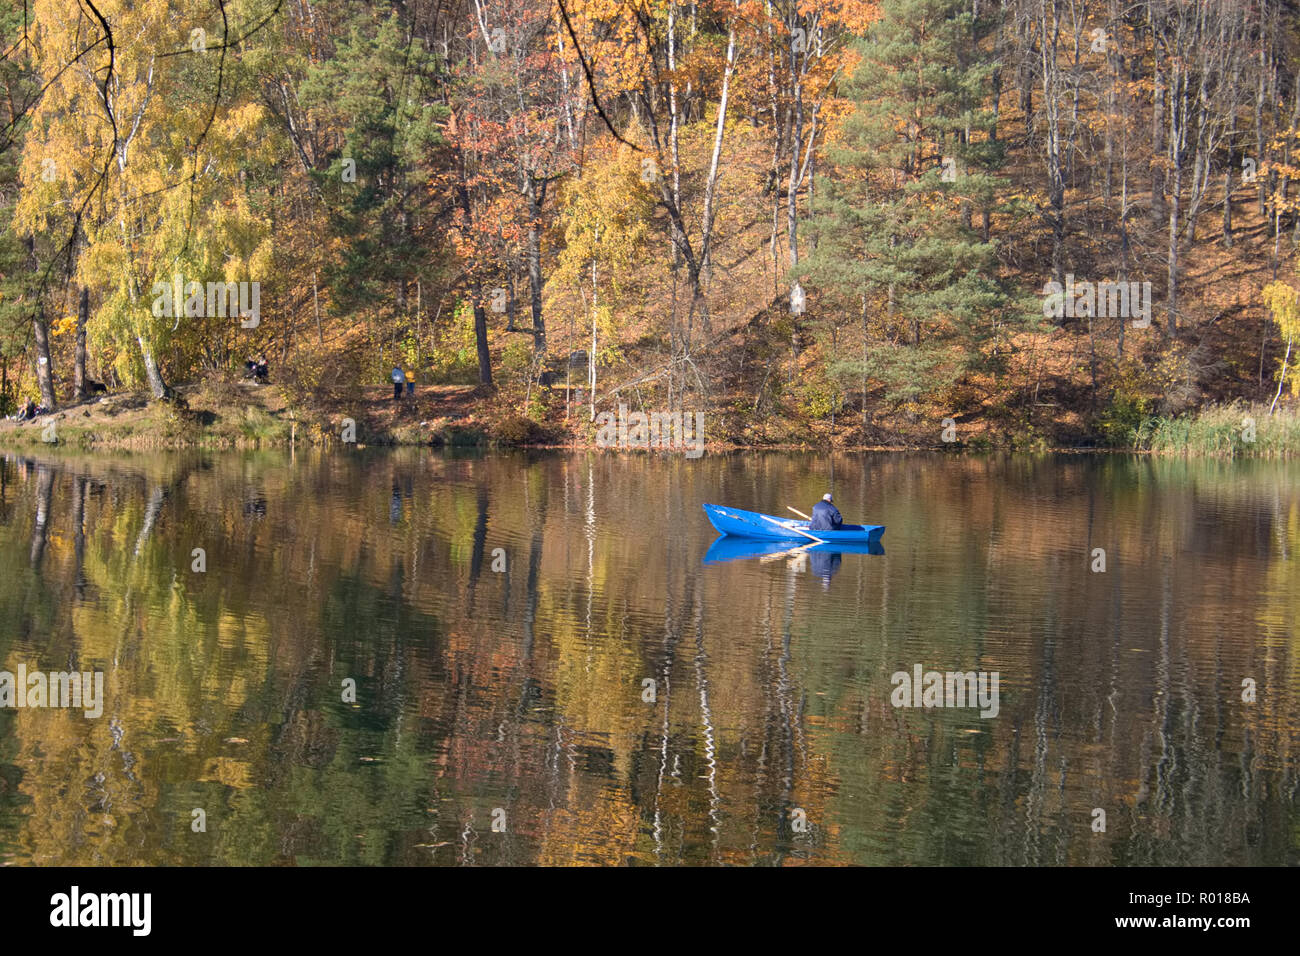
left=405, top=367, right=416, bottom=397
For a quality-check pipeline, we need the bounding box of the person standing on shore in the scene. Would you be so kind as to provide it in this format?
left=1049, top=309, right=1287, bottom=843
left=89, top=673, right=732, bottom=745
left=405, top=367, right=416, bottom=397
left=391, top=366, right=405, bottom=401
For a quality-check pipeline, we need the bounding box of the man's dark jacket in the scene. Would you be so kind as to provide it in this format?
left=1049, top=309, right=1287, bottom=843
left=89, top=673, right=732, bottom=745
left=809, top=499, right=842, bottom=531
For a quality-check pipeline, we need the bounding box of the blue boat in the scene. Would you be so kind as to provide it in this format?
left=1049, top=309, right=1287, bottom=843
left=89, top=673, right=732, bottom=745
left=702, top=503, right=885, bottom=542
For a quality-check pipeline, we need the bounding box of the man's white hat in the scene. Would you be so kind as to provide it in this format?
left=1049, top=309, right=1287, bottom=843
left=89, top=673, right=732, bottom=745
left=823, top=493, right=833, bottom=501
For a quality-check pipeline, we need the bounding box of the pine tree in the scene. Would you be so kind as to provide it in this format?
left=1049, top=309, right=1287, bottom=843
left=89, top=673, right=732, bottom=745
left=300, top=12, right=448, bottom=325
left=800, top=0, right=1018, bottom=410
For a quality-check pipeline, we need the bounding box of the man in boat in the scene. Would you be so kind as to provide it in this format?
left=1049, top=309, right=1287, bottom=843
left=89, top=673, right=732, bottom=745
left=808, top=492, right=843, bottom=531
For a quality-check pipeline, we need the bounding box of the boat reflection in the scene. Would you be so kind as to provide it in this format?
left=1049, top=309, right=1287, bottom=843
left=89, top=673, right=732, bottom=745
left=702, top=535, right=885, bottom=584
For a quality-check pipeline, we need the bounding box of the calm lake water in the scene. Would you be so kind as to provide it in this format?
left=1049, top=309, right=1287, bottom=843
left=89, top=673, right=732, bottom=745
left=0, top=448, right=1296, bottom=866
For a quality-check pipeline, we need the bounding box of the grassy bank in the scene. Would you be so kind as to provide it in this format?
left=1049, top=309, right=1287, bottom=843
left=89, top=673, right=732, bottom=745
left=0, top=381, right=518, bottom=451
left=1131, top=403, right=1300, bottom=458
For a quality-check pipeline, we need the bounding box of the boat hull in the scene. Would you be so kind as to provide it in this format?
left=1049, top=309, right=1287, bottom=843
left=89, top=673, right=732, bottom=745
left=702, top=503, right=885, bottom=542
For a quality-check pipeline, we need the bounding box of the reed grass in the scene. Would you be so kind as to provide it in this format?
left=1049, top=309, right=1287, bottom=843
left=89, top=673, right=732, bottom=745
left=1132, top=403, right=1300, bottom=457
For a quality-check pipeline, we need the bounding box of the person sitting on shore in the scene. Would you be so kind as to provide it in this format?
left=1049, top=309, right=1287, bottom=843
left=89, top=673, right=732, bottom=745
left=808, top=492, right=843, bottom=531
left=243, top=355, right=268, bottom=384
left=15, top=398, right=37, bottom=421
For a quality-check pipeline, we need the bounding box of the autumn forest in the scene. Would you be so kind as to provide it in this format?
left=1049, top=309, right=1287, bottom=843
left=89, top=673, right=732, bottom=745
left=3, top=0, right=1300, bottom=451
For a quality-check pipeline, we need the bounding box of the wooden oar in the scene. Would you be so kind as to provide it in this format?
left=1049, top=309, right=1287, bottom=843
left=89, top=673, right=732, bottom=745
left=757, top=511, right=825, bottom=545
left=787, top=506, right=812, bottom=520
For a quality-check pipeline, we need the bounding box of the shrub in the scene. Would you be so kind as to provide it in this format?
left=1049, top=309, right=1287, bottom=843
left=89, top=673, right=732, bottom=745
left=1096, top=390, right=1152, bottom=447
left=494, top=413, right=542, bottom=444
left=796, top=380, right=837, bottom=419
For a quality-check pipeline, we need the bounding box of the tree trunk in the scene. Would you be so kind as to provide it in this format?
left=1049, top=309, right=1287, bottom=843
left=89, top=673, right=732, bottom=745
left=1254, top=31, right=1269, bottom=217
left=1222, top=162, right=1234, bottom=247
left=526, top=177, right=546, bottom=357
left=1167, top=165, right=1182, bottom=340
left=1270, top=334, right=1292, bottom=414
left=140, top=337, right=169, bottom=400
left=313, top=271, right=323, bottom=346
left=457, top=146, right=493, bottom=386
left=696, top=2, right=740, bottom=337
left=74, top=286, right=89, bottom=400
left=474, top=298, right=493, bottom=387
left=26, top=236, right=56, bottom=409
left=786, top=34, right=807, bottom=366
left=1151, top=50, right=1167, bottom=224
left=33, top=307, right=56, bottom=409
left=861, top=294, right=869, bottom=430
left=1039, top=1, right=1067, bottom=295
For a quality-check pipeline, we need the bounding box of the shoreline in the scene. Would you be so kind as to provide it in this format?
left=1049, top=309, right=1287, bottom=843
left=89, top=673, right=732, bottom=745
left=0, top=424, right=1285, bottom=459
left=2, top=383, right=1295, bottom=458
